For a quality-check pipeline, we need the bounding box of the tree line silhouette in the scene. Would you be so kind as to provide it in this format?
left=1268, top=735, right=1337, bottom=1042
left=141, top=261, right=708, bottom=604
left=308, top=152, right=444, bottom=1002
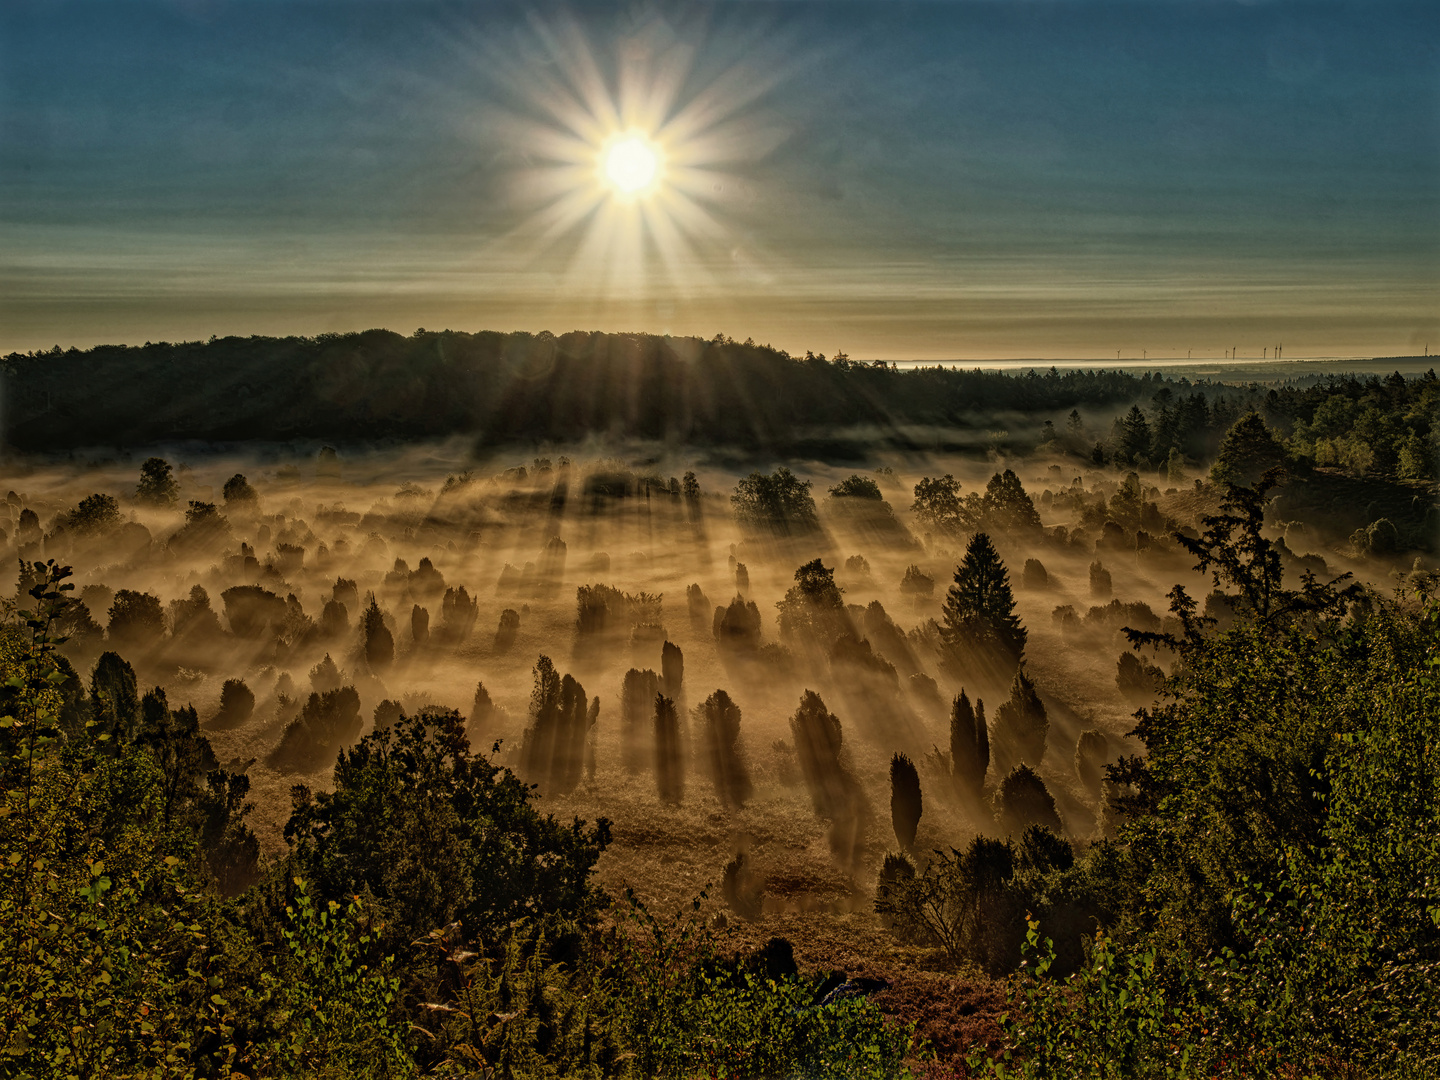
left=1, top=328, right=1279, bottom=450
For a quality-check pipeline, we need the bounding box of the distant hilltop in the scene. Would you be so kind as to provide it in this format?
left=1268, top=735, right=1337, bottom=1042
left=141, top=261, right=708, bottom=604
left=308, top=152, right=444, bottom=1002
left=0, top=328, right=1427, bottom=452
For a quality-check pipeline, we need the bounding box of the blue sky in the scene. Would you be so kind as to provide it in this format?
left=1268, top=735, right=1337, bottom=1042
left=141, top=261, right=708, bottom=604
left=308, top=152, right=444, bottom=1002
left=1, top=0, right=1435, bottom=359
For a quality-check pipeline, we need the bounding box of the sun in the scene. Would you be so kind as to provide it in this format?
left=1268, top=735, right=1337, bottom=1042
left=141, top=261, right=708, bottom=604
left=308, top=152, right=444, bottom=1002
left=600, top=132, right=663, bottom=198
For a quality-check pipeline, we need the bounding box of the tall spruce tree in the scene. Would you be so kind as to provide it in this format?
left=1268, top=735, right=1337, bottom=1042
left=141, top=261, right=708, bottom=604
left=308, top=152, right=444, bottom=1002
left=940, top=532, right=1026, bottom=669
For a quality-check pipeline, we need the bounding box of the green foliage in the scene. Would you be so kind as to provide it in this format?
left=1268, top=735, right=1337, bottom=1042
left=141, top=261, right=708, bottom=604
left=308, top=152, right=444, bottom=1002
left=255, top=881, right=412, bottom=1079
left=608, top=894, right=912, bottom=1079
left=283, top=707, right=612, bottom=954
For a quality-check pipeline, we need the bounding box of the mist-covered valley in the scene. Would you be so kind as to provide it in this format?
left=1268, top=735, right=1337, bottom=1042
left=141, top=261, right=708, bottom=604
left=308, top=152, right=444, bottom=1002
left=10, top=431, right=1410, bottom=902
left=4, top=352, right=1435, bottom=1076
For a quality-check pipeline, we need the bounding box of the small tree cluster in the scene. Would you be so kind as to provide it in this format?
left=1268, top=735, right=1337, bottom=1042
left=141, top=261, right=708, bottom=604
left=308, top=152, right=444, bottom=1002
left=272, top=686, right=363, bottom=772
left=950, top=689, right=989, bottom=801
left=520, top=656, right=590, bottom=797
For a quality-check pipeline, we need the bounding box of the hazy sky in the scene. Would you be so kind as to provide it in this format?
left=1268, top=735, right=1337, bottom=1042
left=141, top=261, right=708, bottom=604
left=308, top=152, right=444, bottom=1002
left=2, top=0, right=1436, bottom=360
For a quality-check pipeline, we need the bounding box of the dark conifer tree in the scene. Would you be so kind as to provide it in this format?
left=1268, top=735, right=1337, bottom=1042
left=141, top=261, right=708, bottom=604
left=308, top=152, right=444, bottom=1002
left=552, top=673, right=588, bottom=795
left=698, top=689, right=752, bottom=807
left=90, top=650, right=139, bottom=743
left=621, top=668, right=660, bottom=773
left=889, top=753, right=922, bottom=851
left=993, top=667, right=1049, bottom=773
left=654, top=694, right=684, bottom=805
left=584, top=695, right=600, bottom=783
left=950, top=689, right=989, bottom=798
left=1075, top=729, right=1109, bottom=792
left=788, top=690, right=850, bottom=820
left=940, top=532, right=1026, bottom=670
left=137, top=687, right=216, bottom=825
left=469, top=681, right=495, bottom=734
left=362, top=595, right=394, bottom=671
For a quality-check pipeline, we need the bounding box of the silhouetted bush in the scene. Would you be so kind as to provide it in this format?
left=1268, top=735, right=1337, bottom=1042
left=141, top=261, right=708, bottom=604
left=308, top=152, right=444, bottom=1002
left=361, top=595, right=394, bottom=671
left=520, top=663, right=589, bottom=796
left=494, top=608, right=520, bottom=653
left=222, top=473, right=257, bottom=508
left=788, top=691, right=853, bottom=822
left=168, top=585, right=222, bottom=647
left=776, top=559, right=848, bottom=650
left=373, top=698, right=404, bottom=731
left=1116, top=650, right=1165, bottom=699
left=62, top=492, right=121, bottom=535
left=1022, top=558, right=1048, bottom=589
left=210, top=678, right=254, bottom=729
left=731, top=467, right=818, bottom=535
left=686, top=583, right=710, bottom=626
left=90, top=650, right=139, bottom=743
left=468, top=681, right=495, bottom=735
left=136, top=456, right=178, bottom=506
left=722, top=851, right=764, bottom=920
left=272, top=685, right=363, bottom=772
left=309, top=653, right=343, bottom=694
left=320, top=599, right=349, bottom=639
left=440, top=586, right=477, bottom=642
left=980, top=469, right=1041, bottom=531
left=993, top=764, right=1063, bottom=836
left=875, top=853, right=917, bottom=937
left=713, top=595, right=762, bottom=653
left=108, top=589, right=166, bottom=653
left=1089, top=559, right=1112, bottom=599
left=222, top=585, right=286, bottom=639
left=862, top=601, right=917, bottom=676
left=410, top=556, right=445, bottom=600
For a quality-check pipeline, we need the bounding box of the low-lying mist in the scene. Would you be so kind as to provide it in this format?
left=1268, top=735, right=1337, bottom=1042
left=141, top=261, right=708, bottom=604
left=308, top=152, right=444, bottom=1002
left=1, top=438, right=1381, bottom=914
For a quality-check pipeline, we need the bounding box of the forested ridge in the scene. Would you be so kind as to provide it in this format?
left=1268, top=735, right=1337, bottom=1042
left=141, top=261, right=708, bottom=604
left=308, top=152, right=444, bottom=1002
left=0, top=329, right=1300, bottom=451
